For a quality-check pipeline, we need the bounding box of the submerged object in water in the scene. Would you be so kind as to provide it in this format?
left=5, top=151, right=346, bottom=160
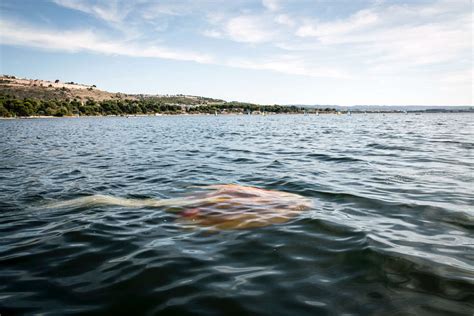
left=47, top=184, right=312, bottom=230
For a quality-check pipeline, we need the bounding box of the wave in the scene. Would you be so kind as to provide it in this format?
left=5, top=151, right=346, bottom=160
left=306, top=153, right=363, bottom=163
left=366, top=143, right=418, bottom=151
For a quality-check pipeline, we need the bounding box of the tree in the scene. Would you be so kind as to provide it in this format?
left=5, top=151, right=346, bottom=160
left=55, top=106, right=69, bottom=117
left=0, top=104, right=11, bottom=117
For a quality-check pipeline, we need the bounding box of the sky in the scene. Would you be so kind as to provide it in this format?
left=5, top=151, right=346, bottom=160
left=0, top=0, right=472, bottom=106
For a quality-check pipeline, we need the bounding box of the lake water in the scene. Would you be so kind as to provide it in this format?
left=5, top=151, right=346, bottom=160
left=0, top=114, right=473, bottom=315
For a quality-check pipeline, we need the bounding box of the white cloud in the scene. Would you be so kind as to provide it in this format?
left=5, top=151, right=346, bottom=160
left=203, top=0, right=470, bottom=78
left=439, top=70, right=473, bottom=85
left=3, top=0, right=472, bottom=91
left=287, top=1, right=472, bottom=76
left=226, top=55, right=351, bottom=79
left=262, top=0, right=280, bottom=12
left=367, top=22, right=471, bottom=68
left=141, top=2, right=190, bottom=18
left=0, top=19, right=213, bottom=64
left=274, top=14, right=295, bottom=27
left=0, top=17, right=350, bottom=79
left=52, top=0, right=131, bottom=24
left=202, top=29, right=222, bottom=39
left=296, top=9, right=379, bottom=38
left=225, top=15, right=276, bottom=43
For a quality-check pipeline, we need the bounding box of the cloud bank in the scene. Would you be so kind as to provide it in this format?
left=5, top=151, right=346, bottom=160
left=0, top=0, right=471, bottom=104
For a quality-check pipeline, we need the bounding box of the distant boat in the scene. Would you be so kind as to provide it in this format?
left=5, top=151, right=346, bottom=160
left=214, top=111, right=217, bottom=116
left=348, top=111, right=351, bottom=116
left=316, top=111, right=319, bottom=116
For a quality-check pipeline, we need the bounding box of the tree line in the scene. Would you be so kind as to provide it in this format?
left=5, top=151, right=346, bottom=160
left=0, top=93, right=336, bottom=117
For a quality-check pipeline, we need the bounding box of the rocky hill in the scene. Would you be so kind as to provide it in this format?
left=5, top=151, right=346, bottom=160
left=0, top=75, right=224, bottom=105
left=0, top=75, right=311, bottom=117
left=0, top=75, right=136, bottom=102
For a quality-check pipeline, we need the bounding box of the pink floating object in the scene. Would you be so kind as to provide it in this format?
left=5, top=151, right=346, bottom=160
left=181, top=208, right=200, bottom=218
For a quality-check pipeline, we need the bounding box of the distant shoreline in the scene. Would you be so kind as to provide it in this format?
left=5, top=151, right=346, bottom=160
left=1, top=111, right=473, bottom=120
left=1, top=75, right=472, bottom=118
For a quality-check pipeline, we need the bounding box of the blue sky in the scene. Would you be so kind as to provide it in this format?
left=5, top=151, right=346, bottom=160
left=0, top=0, right=472, bottom=105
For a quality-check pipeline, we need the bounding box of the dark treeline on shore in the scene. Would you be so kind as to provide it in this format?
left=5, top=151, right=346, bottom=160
left=0, top=93, right=336, bottom=117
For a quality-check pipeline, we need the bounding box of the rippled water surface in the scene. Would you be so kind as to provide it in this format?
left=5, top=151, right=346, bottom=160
left=1, top=114, right=473, bottom=315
